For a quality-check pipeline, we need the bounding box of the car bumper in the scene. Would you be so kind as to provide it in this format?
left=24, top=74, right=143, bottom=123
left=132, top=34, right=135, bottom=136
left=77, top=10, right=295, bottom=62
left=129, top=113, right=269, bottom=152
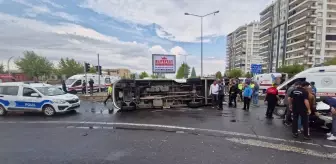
left=54, top=103, right=80, bottom=112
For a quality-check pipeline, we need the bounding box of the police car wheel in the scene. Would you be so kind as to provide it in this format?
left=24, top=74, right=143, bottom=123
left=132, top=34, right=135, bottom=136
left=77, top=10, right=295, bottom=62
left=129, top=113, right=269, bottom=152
left=0, top=105, right=7, bottom=116
left=43, top=105, right=56, bottom=116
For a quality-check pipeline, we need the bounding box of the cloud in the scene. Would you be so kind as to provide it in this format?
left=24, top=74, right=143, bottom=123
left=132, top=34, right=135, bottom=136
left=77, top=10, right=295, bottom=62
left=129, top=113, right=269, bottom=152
left=0, top=12, right=224, bottom=76
left=41, top=0, right=64, bottom=9
left=80, top=0, right=270, bottom=42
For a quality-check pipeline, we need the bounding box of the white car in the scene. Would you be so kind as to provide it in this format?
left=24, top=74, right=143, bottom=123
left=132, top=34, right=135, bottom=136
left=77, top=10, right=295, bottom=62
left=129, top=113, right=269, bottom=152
left=0, top=82, right=80, bottom=116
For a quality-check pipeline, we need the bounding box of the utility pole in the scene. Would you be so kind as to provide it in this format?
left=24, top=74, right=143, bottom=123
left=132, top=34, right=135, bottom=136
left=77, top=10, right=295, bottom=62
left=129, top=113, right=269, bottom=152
left=7, top=56, right=14, bottom=76
left=97, top=54, right=101, bottom=92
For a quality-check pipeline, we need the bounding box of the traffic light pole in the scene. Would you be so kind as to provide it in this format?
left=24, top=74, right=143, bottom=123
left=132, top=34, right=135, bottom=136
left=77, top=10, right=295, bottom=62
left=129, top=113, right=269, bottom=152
left=84, top=62, right=88, bottom=95
left=97, top=54, right=101, bottom=92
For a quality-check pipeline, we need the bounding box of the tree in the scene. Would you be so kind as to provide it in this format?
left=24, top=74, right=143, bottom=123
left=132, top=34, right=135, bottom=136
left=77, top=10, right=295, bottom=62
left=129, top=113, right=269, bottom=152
left=0, top=63, right=4, bottom=73
left=151, top=74, right=158, bottom=79
left=130, top=73, right=136, bottom=79
left=15, top=51, right=53, bottom=79
left=176, top=63, right=190, bottom=79
left=56, top=58, right=84, bottom=78
left=227, top=69, right=243, bottom=78
left=139, top=71, right=149, bottom=79
left=276, top=64, right=304, bottom=78
left=245, top=72, right=252, bottom=78
left=215, top=71, right=222, bottom=79
left=190, top=67, right=197, bottom=78
left=325, top=57, right=336, bottom=66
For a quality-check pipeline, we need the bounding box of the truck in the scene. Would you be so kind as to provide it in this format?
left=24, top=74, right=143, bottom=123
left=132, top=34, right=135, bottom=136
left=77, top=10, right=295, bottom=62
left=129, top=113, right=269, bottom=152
left=112, top=78, right=216, bottom=111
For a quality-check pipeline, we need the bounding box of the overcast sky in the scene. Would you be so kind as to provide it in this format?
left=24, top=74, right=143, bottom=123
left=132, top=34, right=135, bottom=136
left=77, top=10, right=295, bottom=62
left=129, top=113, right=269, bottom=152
left=0, top=0, right=273, bottom=76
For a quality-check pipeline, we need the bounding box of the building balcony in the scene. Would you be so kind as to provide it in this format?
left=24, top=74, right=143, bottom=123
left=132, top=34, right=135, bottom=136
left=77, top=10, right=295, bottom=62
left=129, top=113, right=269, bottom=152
left=289, top=0, right=315, bottom=13
left=288, top=4, right=316, bottom=21
left=286, top=47, right=306, bottom=54
left=260, top=21, right=272, bottom=31
left=260, top=16, right=272, bottom=26
left=287, top=31, right=306, bottom=40
left=286, top=38, right=306, bottom=47
left=288, top=14, right=316, bottom=27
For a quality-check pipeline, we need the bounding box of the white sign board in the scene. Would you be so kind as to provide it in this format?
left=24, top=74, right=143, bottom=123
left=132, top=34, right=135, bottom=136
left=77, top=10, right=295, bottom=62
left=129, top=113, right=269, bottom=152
left=152, top=54, right=176, bottom=73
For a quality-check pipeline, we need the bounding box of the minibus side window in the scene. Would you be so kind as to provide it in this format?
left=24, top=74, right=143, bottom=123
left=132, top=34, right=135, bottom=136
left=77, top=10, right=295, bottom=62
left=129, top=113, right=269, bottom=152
left=280, top=78, right=306, bottom=90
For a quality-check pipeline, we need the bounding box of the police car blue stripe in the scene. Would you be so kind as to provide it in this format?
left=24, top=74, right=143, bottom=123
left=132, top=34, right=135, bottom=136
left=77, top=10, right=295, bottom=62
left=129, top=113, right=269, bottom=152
left=0, top=99, right=10, bottom=106
left=14, top=100, right=53, bottom=108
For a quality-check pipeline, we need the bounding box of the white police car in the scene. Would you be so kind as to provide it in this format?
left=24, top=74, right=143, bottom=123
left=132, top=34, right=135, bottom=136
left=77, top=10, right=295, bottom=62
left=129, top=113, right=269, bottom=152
left=0, top=82, right=80, bottom=116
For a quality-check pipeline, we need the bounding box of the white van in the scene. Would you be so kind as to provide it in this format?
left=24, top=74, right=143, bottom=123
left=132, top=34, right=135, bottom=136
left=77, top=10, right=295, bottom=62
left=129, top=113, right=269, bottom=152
left=253, top=73, right=288, bottom=92
left=277, top=66, right=336, bottom=106
left=0, top=82, right=80, bottom=116
left=65, top=74, right=120, bottom=94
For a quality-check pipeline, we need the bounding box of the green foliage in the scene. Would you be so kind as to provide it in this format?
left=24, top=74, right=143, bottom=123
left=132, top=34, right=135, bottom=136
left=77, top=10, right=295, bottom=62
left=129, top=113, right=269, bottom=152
left=56, top=58, right=84, bottom=78
left=139, top=71, right=149, bottom=79
left=0, top=63, right=4, bottom=73
left=15, top=51, right=54, bottom=78
left=215, top=71, right=222, bottom=79
left=88, top=67, right=96, bottom=74
left=324, top=57, right=336, bottom=66
left=244, top=72, right=252, bottom=78
left=276, top=64, right=304, bottom=78
left=130, top=73, right=136, bottom=79
left=151, top=74, right=158, bottom=79
left=176, top=63, right=190, bottom=79
left=190, top=67, right=197, bottom=78
left=226, top=69, right=243, bottom=78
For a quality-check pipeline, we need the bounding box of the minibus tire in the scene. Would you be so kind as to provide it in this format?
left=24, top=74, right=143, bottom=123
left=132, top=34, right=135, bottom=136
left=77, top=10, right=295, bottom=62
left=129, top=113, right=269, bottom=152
left=0, top=105, right=7, bottom=116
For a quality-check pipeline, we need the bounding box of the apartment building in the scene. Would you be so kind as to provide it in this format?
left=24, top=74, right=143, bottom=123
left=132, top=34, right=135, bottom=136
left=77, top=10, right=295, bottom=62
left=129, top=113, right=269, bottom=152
left=259, top=0, right=289, bottom=72
left=225, top=22, right=261, bottom=73
left=259, top=0, right=336, bottom=72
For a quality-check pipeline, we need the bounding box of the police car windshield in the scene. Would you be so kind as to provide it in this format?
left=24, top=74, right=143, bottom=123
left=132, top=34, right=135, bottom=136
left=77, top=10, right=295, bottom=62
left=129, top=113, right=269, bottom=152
left=65, top=79, right=76, bottom=85
left=36, top=86, right=65, bottom=96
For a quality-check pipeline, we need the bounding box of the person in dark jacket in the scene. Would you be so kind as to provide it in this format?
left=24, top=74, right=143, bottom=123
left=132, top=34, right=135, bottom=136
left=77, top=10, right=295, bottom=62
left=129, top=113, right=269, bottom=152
left=321, top=97, right=336, bottom=141
left=217, top=79, right=225, bottom=110
left=82, top=80, right=86, bottom=94
left=229, top=81, right=239, bottom=108
left=61, top=80, right=67, bottom=93
left=264, top=83, right=279, bottom=119
left=89, top=79, right=94, bottom=95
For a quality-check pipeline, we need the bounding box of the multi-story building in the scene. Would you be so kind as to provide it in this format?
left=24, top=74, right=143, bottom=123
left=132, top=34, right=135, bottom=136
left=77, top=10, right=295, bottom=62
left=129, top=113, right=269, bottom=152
left=259, top=0, right=336, bottom=72
left=104, top=68, right=131, bottom=78
left=259, top=0, right=289, bottom=72
left=225, top=21, right=262, bottom=73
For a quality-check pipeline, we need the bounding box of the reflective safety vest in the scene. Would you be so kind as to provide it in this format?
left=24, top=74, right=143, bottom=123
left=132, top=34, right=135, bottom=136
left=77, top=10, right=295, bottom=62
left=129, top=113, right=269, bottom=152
left=250, top=84, right=255, bottom=89
left=238, top=84, right=243, bottom=90
left=107, top=86, right=113, bottom=95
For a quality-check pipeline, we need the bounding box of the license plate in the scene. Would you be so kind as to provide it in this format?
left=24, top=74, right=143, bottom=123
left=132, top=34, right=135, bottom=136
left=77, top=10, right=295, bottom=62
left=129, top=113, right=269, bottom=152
left=71, top=103, right=79, bottom=107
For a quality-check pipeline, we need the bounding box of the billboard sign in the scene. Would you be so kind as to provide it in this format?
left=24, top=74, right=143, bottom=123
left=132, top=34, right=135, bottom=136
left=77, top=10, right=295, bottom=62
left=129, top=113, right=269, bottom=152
left=152, top=54, right=176, bottom=73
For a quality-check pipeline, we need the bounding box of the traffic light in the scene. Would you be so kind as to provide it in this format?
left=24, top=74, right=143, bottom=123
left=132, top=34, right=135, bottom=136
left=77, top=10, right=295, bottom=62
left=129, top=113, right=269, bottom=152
left=95, top=65, right=102, bottom=75
left=84, top=62, right=90, bottom=72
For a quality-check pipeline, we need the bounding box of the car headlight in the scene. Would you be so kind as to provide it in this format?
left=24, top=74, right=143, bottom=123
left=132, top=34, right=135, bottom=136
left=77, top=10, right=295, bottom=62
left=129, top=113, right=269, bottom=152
left=53, top=99, right=67, bottom=104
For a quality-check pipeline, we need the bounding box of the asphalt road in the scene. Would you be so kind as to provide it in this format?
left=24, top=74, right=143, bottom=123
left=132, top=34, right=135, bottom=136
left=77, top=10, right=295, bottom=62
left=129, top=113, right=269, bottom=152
left=0, top=100, right=335, bottom=164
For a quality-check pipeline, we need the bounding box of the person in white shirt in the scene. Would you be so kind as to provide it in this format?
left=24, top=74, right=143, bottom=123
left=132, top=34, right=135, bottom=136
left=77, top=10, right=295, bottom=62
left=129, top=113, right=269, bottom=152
left=209, top=80, right=219, bottom=108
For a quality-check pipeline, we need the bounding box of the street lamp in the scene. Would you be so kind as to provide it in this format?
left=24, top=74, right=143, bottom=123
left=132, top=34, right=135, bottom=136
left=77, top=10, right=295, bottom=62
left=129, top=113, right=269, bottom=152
left=185, top=10, right=219, bottom=78
left=7, top=56, right=14, bottom=76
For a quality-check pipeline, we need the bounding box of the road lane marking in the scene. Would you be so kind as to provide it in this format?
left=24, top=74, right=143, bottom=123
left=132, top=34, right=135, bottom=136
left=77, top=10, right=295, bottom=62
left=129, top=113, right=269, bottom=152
left=1, top=120, right=335, bottom=149
left=226, top=138, right=336, bottom=159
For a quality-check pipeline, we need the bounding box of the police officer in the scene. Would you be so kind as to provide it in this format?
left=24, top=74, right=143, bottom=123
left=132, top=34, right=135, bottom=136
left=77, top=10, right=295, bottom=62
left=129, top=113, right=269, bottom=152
left=217, top=79, right=225, bottom=110
left=288, top=81, right=311, bottom=140
left=103, top=84, right=113, bottom=105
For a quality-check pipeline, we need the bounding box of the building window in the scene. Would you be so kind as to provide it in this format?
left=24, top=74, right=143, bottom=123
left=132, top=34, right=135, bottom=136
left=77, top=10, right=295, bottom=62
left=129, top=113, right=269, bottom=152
left=326, top=35, right=336, bottom=40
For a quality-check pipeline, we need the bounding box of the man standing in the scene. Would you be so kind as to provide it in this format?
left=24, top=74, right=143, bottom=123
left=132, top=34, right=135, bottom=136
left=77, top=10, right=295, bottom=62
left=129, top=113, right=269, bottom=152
left=283, top=82, right=298, bottom=126
left=264, top=83, right=279, bottom=119
left=242, top=83, right=253, bottom=111
left=229, top=81, right=239, bottom=108
left=321, top=97, right=336, bottom=141
left=288, top=81, right=311, bottom=140
left=89, top=79, right=94, bottom=95
left=238, top=82, right=244, bottom=102
left=82, top=80, right=86, bottom=94
left=217, top=79, right=225, bottom=110
left=252, top=81, right=259, bottom=107
left=104, top=84, right=113, bottom=105
left=209, top=80, right=219, bottom=108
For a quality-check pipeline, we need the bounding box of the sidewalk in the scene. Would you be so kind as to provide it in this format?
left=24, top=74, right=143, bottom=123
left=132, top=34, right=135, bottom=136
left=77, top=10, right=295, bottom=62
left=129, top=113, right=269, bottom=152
left=78, top=92, right=108, bottom=102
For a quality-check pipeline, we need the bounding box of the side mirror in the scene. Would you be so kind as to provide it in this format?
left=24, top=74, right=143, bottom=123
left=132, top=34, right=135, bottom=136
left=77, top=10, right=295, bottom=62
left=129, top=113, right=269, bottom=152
left=31, top=93, right=40, bottom=97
